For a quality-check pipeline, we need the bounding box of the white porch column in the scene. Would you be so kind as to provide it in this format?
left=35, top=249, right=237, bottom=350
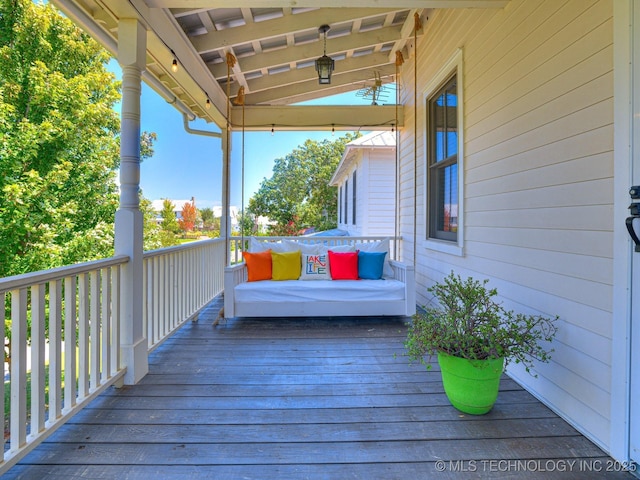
left=221, top=126, right=232, bottom=265
left=115, top=19, right=148, bottom=384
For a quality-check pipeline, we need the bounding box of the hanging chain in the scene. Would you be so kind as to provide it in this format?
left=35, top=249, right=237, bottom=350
left=223, top=51, right=236, bottom=265
left=394, top=50, right=404, bottom=260
left=413, top=12, right=422, bottom=265
left=235, top=86, right=246, bottom=252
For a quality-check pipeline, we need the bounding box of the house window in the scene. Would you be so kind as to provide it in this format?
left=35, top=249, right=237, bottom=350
left=344, top=179, right=349, bottom=225
left=352, top=171, right=357, bottom=225
left=338, top=186, right=342, bottom=223
left=428, top=74, right=458, bottom=242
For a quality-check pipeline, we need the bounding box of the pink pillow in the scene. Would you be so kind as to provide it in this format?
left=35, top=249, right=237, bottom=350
left=328, top=250, right=359, bottom=280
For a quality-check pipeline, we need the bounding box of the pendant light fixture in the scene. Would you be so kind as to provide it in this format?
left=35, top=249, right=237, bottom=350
left=315, top=25, right=334, bottom=85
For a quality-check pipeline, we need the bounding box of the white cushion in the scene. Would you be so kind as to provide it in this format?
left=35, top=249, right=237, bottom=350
left=235, top=278, right=406, bottom=303
left=282, top=239, right=321, bottom=254
left=318, top=244, right=356, bottom=254
left=249, top=237, right=289, bottom=253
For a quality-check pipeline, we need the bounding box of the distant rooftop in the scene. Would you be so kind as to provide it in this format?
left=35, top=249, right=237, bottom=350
left=346, top=130, right=396, bottom=147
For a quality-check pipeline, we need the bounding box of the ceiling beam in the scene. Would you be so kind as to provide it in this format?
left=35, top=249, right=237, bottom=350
left=230, top=105, right=403, bottom=131
left=208, top=25, right=402, bottom=79
left=243, top=63, right=396, bottom=105
left=190, top=8, right=400, bottom=55
left=147, top=1, right=509, bottom=8
left=243, top=52, right=393, bottom=95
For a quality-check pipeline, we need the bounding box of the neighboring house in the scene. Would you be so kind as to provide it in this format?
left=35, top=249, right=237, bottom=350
left=329, top=131, right=396, bottom=237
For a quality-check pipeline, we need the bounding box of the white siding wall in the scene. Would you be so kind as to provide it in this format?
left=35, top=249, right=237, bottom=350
left=400, top=0, right=614, bottom=452
left=352, top=157, right=365, bottom=236
left=335, top=149, right=396, bottom=237
left=366, top=151, right=396, bottom=237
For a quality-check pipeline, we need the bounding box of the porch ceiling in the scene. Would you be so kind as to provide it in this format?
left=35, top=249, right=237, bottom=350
left=51, top=0, right=509, bottom=131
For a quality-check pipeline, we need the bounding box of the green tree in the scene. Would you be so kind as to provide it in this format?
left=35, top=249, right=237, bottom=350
left=237, top=210, right=257, bottom=237
left=200, top=207, right=213, bottom=228
left=0, top=0, right=120, bottom=277
left=199, top=207, right=220, bottom=237
left=248, top=134, right=357, bottom=235
left=140, top=131, right=157, bottom=161
left=158, top=199, right=180, bottom=246
left=140, top=195, right=162, bottom=251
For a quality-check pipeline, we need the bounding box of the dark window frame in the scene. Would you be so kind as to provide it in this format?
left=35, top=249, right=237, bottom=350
left=352, top=171, right=357, bottom=226
left=427, top=74, right=458, bottom=242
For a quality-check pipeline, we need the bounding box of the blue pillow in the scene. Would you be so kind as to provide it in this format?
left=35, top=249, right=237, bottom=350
left=357, top=251, right=387, bottom=280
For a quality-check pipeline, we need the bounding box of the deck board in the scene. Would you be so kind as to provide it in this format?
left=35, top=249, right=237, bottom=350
left=4, top=297, right=634, bottom=479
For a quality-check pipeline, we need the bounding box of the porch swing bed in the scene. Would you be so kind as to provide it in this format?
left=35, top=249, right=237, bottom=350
left=224, top=237, right=416, bottom=319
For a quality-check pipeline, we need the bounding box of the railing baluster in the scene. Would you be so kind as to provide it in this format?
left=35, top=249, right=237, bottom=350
left=90, top=270, right=100, bottom=391
left=30, top=283, right=46, bottom=437
left=152, top=256, right=159, bottom=345
left=111, top=266, right=121, bottom=374
left=101, top=268, right=111, bottom=381
left=64, top=275, right=77, bottom=411
left=10, top=287, right=27, bottom=452
left=77, top=273, right=89, bottom=399
left=142, top=257, right=148, bottom=350
left=48, top=280, right=62, bottom=423
left=1, top=291, right=5, bottom=457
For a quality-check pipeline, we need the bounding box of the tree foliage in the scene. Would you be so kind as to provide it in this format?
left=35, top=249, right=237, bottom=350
left=159, top=199, right=179, bottom=232
left=140, top=195, right=162, bottom=251
left=199, top=207, right=220, bottom=237
left=178, top=199, right=198, bottom=232
left=248, top=134, right=357, bottom=235
left=0, top=0, right=121, bottom=277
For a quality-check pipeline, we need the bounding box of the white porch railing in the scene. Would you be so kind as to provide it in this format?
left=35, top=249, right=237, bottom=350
left=143, top=238, right=226, bottom=351
left=0, top=238, right=226, bottom=473
left=0, top=256, right=128, bottom=471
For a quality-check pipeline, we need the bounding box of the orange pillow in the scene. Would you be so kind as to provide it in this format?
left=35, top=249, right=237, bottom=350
left=243, top=250, right=272, bottom=281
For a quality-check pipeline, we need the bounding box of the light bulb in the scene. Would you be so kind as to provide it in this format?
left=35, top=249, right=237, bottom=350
left=171, top=58, right=178, bottom=72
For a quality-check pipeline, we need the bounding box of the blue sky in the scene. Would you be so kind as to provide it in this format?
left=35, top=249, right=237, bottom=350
left=110, top=61, right=379, bottom=210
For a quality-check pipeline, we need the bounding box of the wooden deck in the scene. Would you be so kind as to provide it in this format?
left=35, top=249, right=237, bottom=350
left=5, top=297, right=635, bottom=479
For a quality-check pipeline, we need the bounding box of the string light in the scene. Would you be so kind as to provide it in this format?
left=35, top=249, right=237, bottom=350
left=205, top=96, right=211, bottom=110
left=331, top=124, right=335, bottom=135
left=271, top=124, right=275, bottom=136
left=171, top=50, right=179, bottom=73
left=391, top=123, right=395, bottom=133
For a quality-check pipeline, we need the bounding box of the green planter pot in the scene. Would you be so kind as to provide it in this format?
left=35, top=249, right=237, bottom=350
left=437, top=352, right=505, bottom=415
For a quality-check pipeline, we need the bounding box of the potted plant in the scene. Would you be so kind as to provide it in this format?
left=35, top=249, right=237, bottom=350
left=405, top=271, right=557, bottom=415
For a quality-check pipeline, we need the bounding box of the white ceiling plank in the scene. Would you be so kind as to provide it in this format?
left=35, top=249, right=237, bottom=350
left=190, top=8, right=400, bottom=55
